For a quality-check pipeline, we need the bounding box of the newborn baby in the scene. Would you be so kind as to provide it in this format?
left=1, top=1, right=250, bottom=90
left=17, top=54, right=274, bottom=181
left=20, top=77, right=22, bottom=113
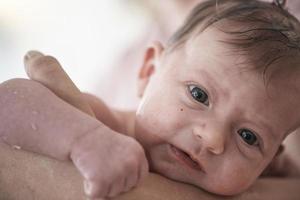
left=1, top=0, right=300, bottom=199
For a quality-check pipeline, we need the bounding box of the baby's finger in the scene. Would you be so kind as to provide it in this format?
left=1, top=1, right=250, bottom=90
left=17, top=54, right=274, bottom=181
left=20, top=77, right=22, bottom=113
left=123, top=156, right=148, bottom=192
left=122, top=172, right=137, bottom=192
left=24, top=50, right=95, bottom=117
left=84, top=180, right=109, bottom=198
left=107, top=177, right=125, bottom=198
left=137, top=154, right=149, bottom=185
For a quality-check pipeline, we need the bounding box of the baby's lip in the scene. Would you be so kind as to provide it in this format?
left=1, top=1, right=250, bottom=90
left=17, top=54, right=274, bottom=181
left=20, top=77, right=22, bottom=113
left=169, top=144, right=206, bottom=173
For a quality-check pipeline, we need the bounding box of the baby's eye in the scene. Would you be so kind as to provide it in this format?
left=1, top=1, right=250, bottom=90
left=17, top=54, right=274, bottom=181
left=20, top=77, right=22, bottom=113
left=238, top=129, right=258, bottom=146
left=188, top=85, right=209, bottom=106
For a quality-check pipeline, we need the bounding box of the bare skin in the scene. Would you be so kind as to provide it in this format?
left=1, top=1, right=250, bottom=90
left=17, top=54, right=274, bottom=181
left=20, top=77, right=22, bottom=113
left=0, top=51, right=299, bottom=199
left=0, top=78, right=148, bottom=199
left=1, top=141, right=300, bottom=200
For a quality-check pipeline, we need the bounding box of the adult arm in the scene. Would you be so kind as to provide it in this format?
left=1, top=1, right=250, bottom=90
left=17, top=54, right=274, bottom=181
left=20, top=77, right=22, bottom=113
left=0, top=141, right=299, bottom=200
left=0, top=78, right=104, bottom=160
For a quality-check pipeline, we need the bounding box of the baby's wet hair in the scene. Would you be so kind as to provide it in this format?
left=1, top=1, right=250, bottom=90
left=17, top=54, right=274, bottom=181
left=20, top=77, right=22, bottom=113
left=272, top=0, right=287, bottom=8
left=166, top=0, right=300, bottom=83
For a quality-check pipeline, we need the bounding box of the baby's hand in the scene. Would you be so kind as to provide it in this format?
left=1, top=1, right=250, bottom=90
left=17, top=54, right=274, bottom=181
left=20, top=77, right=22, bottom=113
left=70, top=127, right=149, bottom=199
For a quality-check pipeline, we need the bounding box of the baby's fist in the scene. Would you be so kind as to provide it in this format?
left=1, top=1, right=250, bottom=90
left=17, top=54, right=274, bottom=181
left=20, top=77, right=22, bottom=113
left=70, top=126, right=149, bottom=198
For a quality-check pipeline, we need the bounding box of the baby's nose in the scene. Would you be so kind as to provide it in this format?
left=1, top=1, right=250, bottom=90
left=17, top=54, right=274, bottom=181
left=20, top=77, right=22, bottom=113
left=193, top=123, right=227, bottom=155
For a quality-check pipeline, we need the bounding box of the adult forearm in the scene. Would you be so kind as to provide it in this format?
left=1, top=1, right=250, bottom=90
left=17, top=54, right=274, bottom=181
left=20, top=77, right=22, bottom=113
left=0, top=142, right=84, bottom=200
left=1, top=142, right=299, bottom=200
left=0, top=78, right=106, bottom=160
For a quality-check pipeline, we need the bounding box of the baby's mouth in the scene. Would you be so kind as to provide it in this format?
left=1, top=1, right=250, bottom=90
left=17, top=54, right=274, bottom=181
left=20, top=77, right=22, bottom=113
left=170, top=144, right=205, bottom=173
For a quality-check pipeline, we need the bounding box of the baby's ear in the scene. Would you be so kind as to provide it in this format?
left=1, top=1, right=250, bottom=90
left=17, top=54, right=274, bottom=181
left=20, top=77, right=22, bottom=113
left=137, top=41, right=164, bottom=98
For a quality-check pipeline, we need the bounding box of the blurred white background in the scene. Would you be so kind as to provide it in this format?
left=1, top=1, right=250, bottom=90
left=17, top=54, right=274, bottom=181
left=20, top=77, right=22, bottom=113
left=1, top=0, right=300, bottom=155
left=0, top=0, right=147, bottom=96
left=1, top=0, right=299, bottom=109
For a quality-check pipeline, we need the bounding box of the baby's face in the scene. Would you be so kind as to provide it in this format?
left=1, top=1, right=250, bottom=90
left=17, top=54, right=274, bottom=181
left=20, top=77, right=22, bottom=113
left=134, top=28, right=300, bottom=195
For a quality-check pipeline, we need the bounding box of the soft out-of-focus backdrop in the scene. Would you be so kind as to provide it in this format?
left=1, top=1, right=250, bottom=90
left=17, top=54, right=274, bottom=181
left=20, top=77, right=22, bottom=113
left=0, top=0, right=148, bottom=105
left=1, top=0, right=299, bottom=110
left=1, top=0, right=300, bottom=179
left=0, top=0, right=200, bottom=109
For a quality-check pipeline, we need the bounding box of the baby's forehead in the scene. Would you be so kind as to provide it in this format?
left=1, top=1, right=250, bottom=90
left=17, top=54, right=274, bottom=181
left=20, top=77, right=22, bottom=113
left=179, top=25, right=300, bottom=77
left=164, top=29, right=300, bottom=136
left=171, top=13, right=300, bottom=76
left=176, top=27, right=253, bottom=74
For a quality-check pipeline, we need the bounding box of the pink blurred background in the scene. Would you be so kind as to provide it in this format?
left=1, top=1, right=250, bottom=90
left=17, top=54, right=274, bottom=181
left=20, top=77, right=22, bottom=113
left=0, top=0, right=299, bottom=110
left=1, top=0, right=299, bottom=170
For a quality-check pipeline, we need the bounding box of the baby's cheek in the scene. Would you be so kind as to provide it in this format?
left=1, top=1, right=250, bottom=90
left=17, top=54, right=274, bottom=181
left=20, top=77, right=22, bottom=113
left=135, top=105, right=182, bottom=145
left=151, top=106, right=188, bottom=134
left=208, top=165, right=259, bottom=195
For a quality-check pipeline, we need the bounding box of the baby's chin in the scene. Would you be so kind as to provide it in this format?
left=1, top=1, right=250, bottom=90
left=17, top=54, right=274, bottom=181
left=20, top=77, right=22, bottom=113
left=147, top=145, right=256, bottom=196
left=154, top=162, right=254, bottom=197
left=199, top=177, right=256, bottom=196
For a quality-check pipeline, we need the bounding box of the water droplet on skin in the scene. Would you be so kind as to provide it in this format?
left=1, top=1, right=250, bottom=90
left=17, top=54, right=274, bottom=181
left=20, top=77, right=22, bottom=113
left=12, top=145, right=21, bottom=150
left=31, top=123, right=37, bottom=130
left=32, top=110, right=38, bottom=115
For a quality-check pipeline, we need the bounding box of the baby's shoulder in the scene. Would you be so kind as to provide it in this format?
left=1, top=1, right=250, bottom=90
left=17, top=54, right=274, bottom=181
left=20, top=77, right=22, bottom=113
left=114, top=110, right=136, bottom=138
left=83, top=93, right=136, bottom=137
